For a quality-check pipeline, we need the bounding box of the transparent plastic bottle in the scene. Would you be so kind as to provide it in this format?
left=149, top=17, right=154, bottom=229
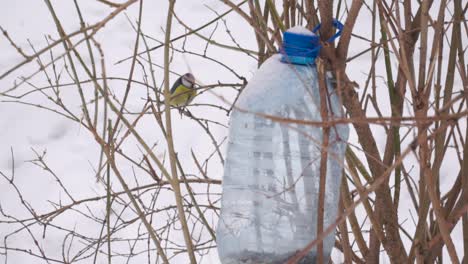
left=216, top=26, right=348, bottom=264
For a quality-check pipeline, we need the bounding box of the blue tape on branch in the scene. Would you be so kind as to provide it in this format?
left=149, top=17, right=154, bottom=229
left=312, top=19, right=344, bottom=43
left=280, top=20, right=343, bottom=65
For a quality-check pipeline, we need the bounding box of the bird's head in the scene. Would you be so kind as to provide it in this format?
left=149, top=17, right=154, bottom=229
left=181, top=73, right=196, bottom=88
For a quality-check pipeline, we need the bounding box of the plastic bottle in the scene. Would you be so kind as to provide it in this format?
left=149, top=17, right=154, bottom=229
left=217, top=25, right=349, bottom=264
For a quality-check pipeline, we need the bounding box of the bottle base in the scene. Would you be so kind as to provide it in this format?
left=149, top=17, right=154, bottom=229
left=221, top=250, right=317, bottom=264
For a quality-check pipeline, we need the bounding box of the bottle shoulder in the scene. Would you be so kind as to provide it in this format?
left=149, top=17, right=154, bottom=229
left=236, top=55, right=319, bottom=111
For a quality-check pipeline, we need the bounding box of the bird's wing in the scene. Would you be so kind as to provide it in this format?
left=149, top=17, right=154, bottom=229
left=170, top=76, right=182, bottom=94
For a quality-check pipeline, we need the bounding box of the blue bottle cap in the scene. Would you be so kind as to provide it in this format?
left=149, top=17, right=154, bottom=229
left=280, top=26, right=320, bottom=65
left=280, top=20, right=344, bottom=65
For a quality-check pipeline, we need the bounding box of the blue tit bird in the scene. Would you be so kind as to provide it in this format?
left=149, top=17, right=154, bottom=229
left=169, top=73, right=197, bottom=107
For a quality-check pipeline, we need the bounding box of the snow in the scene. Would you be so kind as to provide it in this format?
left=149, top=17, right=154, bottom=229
left=0, top=0, right=465, bottom=263
left=286, top=26, right=316, bottom=36
left=0, top=1, right=248, bottom=263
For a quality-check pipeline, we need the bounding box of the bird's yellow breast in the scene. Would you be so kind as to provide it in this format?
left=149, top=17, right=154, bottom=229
left=169, top=85, right=197, bottom=107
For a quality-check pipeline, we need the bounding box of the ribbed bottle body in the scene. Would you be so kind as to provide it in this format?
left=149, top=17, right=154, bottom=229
left=217, top=55, right=348, bottom=263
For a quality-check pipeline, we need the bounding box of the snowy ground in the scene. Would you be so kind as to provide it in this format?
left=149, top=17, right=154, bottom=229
left=0, top=1, right=254, bottom=263
left=0, top=0, right=464, bottom=263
